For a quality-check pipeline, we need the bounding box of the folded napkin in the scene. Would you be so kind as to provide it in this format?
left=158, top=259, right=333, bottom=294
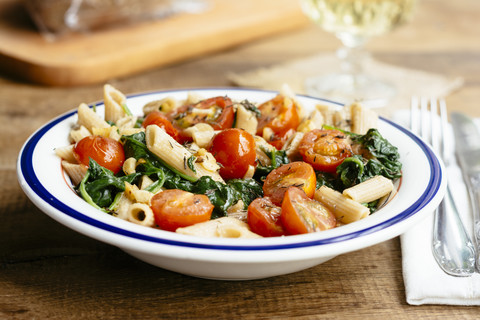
left=394, top=110, right=480, bottom=306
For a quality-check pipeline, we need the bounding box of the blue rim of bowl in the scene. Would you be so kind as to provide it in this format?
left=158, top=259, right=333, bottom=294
left=18, top=88, right=442, bottom=251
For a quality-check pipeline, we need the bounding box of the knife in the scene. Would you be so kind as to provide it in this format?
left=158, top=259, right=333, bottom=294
left=451, top=112, right=480, bottom=272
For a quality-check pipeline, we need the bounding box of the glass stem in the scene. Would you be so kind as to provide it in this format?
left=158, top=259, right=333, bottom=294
left=335, top=32, right=370, bottom=80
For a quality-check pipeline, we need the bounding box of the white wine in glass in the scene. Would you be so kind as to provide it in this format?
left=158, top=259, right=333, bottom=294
left=300, top=0, right=417, bottom=107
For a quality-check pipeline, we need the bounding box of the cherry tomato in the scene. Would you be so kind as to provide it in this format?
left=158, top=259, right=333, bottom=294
left=169, top=96, right=235, bottom=130
left=267, top=128, right=295, bottom=150
left=73, top=135, right=125, bottom=174
left=151, top=189, right=214, bottom=232
left=247, top=197, right=285, bottom=237
left=281, top=187, right=336, bottom=235
left=256, top=94, right=300, bottom=149
left=298, top=129, right=352, bottom=173
left=263, top=162, right=316, bottom=205
left=142, top=111, right=181, bottom=142
left=208, top=128, right=256, bottom=180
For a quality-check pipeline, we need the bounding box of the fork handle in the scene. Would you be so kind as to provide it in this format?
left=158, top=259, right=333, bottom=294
left=432, top=185, right=476, bottom=276
left=465, top=173, right=480, bottom=273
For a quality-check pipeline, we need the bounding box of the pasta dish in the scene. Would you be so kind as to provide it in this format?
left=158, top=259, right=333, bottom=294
left=55, top=85, right=402, bottom=238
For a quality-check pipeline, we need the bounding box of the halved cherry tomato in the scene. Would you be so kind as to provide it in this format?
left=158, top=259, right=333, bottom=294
left=256, top=94, right=300, bottom=149
left=281, top=187, right=336, bottom=235
left=263, top=161, right=316, bottom=205
left=151, top=189, right=214, bottom=232
left=142, top=111, right=181, bottom=142
left=208, top=128, right=256, bottom=180
left=298, top=129, right=352, bottom=173
left=267, top=128, right=295, bottom=151
left=247, top=197, right=285, bottom=237
left=73, top=135, right=125, bottom=174
left=169, top=96, right=235, bottom=130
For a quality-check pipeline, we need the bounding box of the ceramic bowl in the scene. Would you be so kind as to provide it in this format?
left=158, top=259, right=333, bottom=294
left=17, top=88, right=446, bottom=280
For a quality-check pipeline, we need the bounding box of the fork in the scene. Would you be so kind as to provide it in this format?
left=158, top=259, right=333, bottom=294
left=410, top=97, right=476, bottom=277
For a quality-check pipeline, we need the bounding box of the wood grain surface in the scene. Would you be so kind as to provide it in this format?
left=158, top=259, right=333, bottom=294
left=0, top=0, right=308, bottom=86
left=1, top=0, right=480, bottom=318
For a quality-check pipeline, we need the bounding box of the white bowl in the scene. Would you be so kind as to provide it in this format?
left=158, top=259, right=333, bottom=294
left=17, top=88, right=446, bottom=280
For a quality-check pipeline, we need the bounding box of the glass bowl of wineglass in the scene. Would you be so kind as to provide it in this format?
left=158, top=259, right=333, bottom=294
left=300, top=0, right=417, bottom=107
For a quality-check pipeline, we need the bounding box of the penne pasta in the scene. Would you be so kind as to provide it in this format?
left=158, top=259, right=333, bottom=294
left=343, top=175, right=394, bottom=203
left=122, top=157, right=137, bottom=175
left=350, top=102, right=378, bottom=134
left=297, top=109, right=324, bottom=133
left=77, top=103, right=109, bottom=132
left=69, top=125, right=91, bottom=143
left=282, top=131, right=304, bottom=161
left=333, top=104, right=352, bottom=131
left=145, top=125, right=223, bottom=182
left=55, top=144, right=77, bottom=163
left=61, top=161, right=87, bottom=186
left=104, top=84, right=128, bottom=123
left=234, top=104, right=258, bottom=135
left=314, top=186, right=370, bottom=224
left=124, top=182, right=153, bottom=204
left=176, top=217, right=262, bottom=238
left=143, top=96, right=179, bottom=115
left=113, top=193, right=133, bottom=220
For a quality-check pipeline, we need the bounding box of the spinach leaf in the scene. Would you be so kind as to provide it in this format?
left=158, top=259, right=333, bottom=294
left=227, top=178, right=263, bottom=208
left=254, top=148, right=290, bottom=181
left=77, top=159, right=140, bottom=209
left=337, top=155, right=364, bottom=188
left=191, top=176, right=239, bottom=219
left=352, top=128, right=402, bottom=179
left=335, top=128, right=402, bottom=190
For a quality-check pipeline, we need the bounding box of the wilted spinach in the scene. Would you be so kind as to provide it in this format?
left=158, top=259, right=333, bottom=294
left=77, top=159, right=140, bottom=210
left=336, top=128, right=402, bottom=189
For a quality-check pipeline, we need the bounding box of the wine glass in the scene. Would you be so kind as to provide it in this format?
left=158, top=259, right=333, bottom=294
left=300, top=0, right=417, bottom=107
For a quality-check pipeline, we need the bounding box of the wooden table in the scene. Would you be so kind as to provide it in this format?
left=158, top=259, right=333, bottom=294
left=1, top=0, right=479, bottom=318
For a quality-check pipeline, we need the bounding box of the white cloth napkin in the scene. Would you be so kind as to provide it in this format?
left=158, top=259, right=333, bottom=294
left=394, top=110, right=480, bottom=306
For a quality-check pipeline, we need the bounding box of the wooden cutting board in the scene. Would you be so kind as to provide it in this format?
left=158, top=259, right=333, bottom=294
left=0, top=0, right=309, bottom=86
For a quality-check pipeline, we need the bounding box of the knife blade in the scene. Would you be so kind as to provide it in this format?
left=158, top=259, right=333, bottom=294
left=451, top=112, right=480, bottom=271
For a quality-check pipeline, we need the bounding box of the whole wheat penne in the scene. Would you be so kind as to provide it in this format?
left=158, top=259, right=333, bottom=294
left=350, top=102, right=378, bottom=134
left=315, top=104, right=336, bottom=126
left=343, top=175, right=393, bottom=203
left=314, top=186, right=370, bottom=224
left=334, top=104, right=352, bottom=131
